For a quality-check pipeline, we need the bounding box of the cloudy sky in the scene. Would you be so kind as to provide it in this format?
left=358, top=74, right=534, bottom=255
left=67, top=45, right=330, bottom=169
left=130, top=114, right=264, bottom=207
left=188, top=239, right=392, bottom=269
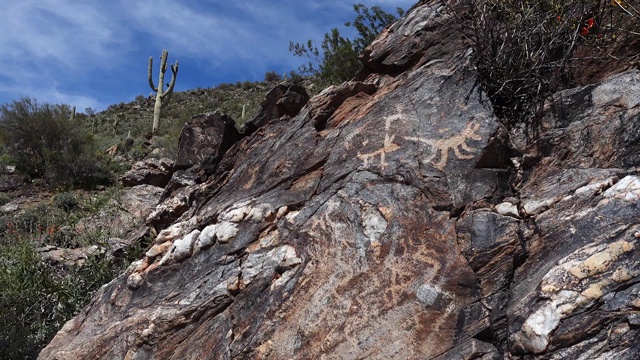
left=0, top=0, right=415, bottom=112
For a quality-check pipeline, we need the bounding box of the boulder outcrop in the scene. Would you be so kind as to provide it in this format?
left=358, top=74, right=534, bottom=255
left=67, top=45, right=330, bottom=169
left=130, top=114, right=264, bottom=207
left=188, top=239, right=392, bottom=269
left=174, top=112, right=241, bottom=174
left=39, top=2, right=640, bottom=359
left=120, top=158, right=174, bottom=188
left=242, top=84, right=310, bottom=135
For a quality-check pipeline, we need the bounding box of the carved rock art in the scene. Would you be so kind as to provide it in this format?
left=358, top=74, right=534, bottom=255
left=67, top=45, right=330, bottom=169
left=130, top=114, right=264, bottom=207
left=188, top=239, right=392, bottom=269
left=356, top=104, right=404, bottom=169
left=355, top=104, right=483, bottom=171
left=406, top=121, right=482, bottom=170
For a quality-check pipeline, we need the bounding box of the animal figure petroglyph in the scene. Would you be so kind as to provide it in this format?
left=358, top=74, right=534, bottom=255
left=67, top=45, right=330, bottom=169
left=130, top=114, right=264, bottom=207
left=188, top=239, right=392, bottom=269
left=354, top=104, right=482, bottom=171
left=405, top=122, right=482, bottom=170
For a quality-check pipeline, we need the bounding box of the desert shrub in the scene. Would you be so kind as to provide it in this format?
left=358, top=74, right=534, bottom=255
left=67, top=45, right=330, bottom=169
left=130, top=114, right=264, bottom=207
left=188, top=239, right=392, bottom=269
left=288, top=71, right=305, bottom=86
left=13, top=204, right=65, bottom=235
left=216, top=82, right=234, bottom=91
left=0, top=236, right=72, bottom=359
left=150, top=133, right=180, bottom=160
left=0, top=232, right=141, bottom=359
left=0, top=98, right=114, bottom=188
left=449, top=0, right=639, bottom=136
left=46, top=151, right=115, bottom=188
left=264, top=71, right=283, bottom=82
left=81, top=185, right=123, bottom=215
left=134, top=94, right=146, bottom=104
left=0, top=184, right=141, bottom=358
left=53, top=192, right=79, bottom=213
left=241, top=81, right=254, bottom=90
left=290, top=4, right=403, bottom=84
left=0, top=193, right=9, bottom=207
left=84, top=107, right=96, bottom=117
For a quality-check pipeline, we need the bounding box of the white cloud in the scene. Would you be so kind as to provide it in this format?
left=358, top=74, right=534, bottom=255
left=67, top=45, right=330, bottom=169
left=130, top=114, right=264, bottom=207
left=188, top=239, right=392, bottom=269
left=0, top=0, right=418, bottom=110
left=0, top=0, right=128, bottom=69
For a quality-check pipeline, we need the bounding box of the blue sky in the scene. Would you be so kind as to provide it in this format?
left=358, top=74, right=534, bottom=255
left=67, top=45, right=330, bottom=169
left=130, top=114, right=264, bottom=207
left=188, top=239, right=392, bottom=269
left=0, top=0, right=415, bottom=112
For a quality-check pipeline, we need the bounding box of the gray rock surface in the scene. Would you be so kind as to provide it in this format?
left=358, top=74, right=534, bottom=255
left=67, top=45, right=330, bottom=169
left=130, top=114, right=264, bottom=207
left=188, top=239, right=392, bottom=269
left=39, top=2, right=640, bottom=359
left=174, top=112, right=241, bottom=174
left=120, top=158, right=174, bottom=188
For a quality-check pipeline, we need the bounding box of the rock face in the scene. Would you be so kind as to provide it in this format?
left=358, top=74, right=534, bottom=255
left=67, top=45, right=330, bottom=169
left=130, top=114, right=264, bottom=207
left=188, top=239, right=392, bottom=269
left=120, top=158, right=174, bottom=188
left=175, top=112, right=241, bottom=174
left=39, top=2, right=640, bottom=359
left=242, top=84, right=310, bottom=134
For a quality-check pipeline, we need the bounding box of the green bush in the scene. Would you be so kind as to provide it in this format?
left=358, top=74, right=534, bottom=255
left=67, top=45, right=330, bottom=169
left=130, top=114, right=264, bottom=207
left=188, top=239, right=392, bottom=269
left=0, top=232, right=140, bottom=359
left=0, top=236, right=69, bottom=359
left=0, top=193, right=9, bottom=207
left=0, top=98, right=115, bottom=188
left=0, top=190, right=143, bottom=359
left=450, top=0, right=640, bottom=136
left=290, top=4, right=403, bottom=85
left=13, top=204, right=65, bottom=235
left=53, top=192, right=79, bottom=213
left=264, top=71, right=283, bottom=82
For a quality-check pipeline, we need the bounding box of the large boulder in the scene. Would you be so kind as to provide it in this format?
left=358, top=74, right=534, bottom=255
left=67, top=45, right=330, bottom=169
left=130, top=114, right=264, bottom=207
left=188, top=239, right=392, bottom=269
left=120, top=158, right=174, bottom=188
left=39, top=2, right=640, bottom=359
left=242, top=84, right=310, bottom=134
left=174, top=112, right=241, bottom=174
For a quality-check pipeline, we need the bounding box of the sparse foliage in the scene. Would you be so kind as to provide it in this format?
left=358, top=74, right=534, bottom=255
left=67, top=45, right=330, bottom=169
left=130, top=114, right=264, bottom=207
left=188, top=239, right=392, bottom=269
left=289, top=4, right=403, bottom=84
left=264, top=71, right=283, bottom=82
left=450, top=0, right=640, bottom=137
left=0, top=188, right=143, bottom=359
left=0, top=97, right=114, bottom=187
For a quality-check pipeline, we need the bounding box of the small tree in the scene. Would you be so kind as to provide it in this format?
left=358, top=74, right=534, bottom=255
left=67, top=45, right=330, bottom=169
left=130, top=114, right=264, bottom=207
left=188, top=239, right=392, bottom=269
left=264, top=71, right=283, bottom=82
left=0, top=98, right=113, bottom=187
left=289, top=4, right=404, bottom=85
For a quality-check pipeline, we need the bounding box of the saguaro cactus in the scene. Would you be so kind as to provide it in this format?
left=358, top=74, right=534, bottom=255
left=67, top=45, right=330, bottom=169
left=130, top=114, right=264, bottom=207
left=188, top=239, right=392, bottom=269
left=148, top=49, right=179, bottom=134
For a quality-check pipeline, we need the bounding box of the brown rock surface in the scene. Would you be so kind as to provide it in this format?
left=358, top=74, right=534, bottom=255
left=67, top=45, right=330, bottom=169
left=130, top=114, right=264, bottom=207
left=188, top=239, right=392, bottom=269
left=243, top=84, right=310, bottom=134
left=120, top=158, right=174, bottom=188
left=174, top=112, right=241, bottom=173
left=39, top=2, right=640, bottom=359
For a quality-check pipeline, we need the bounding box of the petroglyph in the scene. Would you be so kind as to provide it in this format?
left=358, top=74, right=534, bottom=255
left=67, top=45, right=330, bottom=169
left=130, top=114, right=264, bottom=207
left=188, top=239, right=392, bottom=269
left=356, top=105, right=403, bottom=169
left=354, top=104, right=482, bottom=171
left=405, top=122, right=482, bottom=170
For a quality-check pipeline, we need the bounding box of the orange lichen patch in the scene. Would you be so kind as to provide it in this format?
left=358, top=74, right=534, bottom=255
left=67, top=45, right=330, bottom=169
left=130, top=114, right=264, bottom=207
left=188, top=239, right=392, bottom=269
left=567, top=240, right=635, bottom=280
left=290, top=168, right=323, bottom=192
left=326, top=91, right=376, bottom=129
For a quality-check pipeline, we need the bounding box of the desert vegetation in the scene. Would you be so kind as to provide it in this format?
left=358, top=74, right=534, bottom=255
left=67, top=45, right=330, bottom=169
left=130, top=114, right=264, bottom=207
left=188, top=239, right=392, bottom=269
left=6, top=1, right=638, bottom=357
left=449, top=0, right=640, bottom=137
left=0, top=76, right=298, bottom=358
left=289, top=4, right=404, bottom=86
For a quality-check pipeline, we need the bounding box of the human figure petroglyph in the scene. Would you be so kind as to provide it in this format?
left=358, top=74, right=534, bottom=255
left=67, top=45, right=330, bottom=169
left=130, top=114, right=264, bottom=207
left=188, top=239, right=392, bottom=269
left=356, top=104, right=404, bottom=170
left=354, top=103, right=482, bottom=171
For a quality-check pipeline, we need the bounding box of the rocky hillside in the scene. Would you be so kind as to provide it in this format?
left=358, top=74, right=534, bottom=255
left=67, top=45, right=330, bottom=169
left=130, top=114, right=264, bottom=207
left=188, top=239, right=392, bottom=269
left=39, top=1, right=640, bottom=359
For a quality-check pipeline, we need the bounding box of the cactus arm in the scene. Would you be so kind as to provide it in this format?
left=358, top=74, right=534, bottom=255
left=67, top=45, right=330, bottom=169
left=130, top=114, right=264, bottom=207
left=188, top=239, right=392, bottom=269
left=161, top=61, right=179, bottom=97
left=148, top=56, right=158, bottom=92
